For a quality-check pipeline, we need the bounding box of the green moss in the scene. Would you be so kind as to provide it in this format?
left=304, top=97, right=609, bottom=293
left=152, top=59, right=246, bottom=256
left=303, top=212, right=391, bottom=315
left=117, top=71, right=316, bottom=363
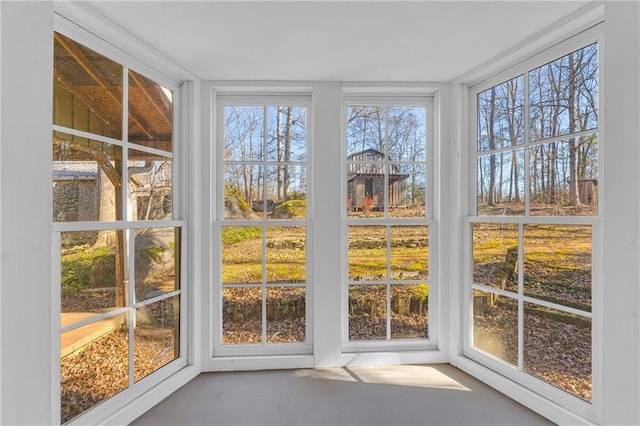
left=61, top=245, right=113, bottom=293
left=272, top=199, right=306, bottom=219
left=143, top=245, right=165, bottom=263
left=222, top=226, right=262, bottom=244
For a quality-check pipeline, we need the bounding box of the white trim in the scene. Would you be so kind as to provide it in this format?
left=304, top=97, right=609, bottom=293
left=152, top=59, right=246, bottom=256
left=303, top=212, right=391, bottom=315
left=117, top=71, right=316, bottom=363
left=96, top=365, right=197, bottom=426
left=54, top=2, right=195, bottom=84
left=341, top=349, right=448, bottom=367
left=212, top=91, right=313, bottom=358
left=343, top=94, right=436, bottom=351
left=209, top=355, right=314, bottom=371
left=52, top=220, right=187, bottom=232
left=51, top=15, right=194, bottom=424
left=461, top=20, right=602, bottom=423
left=458, top=2, right=604, bottom=87
left=454, top=356, right=597, bottom=426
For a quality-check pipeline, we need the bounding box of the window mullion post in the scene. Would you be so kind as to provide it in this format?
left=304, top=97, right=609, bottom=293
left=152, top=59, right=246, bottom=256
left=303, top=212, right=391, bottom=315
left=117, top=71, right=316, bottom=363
left=386, top=225, right=392, bottom=340
left=262, top=106, right=268, bottom=346
left=262, top=226, right=267, bottom=345
left=517, top=223, right=524, bottom=371
left=128, top=228, right=135, bottom=387
left=523, top=72, right=531, bottom=216
left=122, top=67, right=130, bottom=223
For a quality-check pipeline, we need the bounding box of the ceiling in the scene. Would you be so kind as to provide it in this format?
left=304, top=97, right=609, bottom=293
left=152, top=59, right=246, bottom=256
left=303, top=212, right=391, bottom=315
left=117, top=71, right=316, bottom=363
left=87, top=1, right=594, bottom=82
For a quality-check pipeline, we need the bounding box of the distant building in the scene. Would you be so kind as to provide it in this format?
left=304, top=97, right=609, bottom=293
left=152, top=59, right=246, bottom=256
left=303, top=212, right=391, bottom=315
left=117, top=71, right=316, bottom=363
left=346, top=149, right=408, bottom=211
left=52, top=161, right=99, bottom=222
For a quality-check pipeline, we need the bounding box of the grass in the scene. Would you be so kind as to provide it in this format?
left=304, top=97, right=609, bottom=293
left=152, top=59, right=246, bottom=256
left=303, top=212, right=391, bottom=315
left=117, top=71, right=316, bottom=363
left=61, top=245, right=114, bottom=293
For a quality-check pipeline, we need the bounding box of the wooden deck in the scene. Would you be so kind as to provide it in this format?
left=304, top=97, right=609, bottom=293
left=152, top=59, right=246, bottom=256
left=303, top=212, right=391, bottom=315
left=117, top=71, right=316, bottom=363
left=61, top=312, right=123, bottom=358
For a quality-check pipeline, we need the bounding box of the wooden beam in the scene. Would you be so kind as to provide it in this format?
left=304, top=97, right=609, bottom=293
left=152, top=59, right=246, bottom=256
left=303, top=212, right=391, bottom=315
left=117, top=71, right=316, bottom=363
left=54, top=33, right=155, bottom=140
left=54, top=69, right=120, bottom=136
left=129, top=71, right=172, bottom=127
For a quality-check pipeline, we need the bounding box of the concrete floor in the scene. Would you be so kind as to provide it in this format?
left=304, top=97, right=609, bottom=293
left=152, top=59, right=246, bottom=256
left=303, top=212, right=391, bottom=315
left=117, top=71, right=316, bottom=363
left=132, top=364, right=554, bottom=426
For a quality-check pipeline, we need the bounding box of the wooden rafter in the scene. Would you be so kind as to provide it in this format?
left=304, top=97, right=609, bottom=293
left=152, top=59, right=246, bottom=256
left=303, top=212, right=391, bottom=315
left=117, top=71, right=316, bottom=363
left=129, top=71, right=172, bottom=127
left=54, top=33, right=154, bottom=140
left=54, top=69, right=120, bottom=136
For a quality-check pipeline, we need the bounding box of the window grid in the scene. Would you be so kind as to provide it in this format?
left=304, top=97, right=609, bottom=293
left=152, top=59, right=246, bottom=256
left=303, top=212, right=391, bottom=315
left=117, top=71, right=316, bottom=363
left=52, top=31, right=184, bottom=423
left=469, top=41, right=599, bottom=405
left=345, top=102, right=432, bottom=345
left=216, top=100, right=311, bottom=355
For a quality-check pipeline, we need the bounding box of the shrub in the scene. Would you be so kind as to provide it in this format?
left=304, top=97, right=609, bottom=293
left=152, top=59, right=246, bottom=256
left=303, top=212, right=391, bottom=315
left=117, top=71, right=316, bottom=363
left=359, top=196, right=374, bottom=214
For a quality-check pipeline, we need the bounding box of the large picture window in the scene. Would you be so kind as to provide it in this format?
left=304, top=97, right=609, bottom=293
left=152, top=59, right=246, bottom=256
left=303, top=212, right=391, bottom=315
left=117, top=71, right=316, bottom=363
left=469, top=40, right=599, bottom=404
left=215, top=98, right=311, bottom=356
left=344, top=99, right=434, bottom=346
left=52, top=32, right=185, bottom=423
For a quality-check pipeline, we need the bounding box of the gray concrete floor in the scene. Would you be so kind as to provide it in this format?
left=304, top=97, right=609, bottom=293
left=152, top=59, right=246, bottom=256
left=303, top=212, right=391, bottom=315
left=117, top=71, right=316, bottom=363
left=132, top=364, right=554, bottom=426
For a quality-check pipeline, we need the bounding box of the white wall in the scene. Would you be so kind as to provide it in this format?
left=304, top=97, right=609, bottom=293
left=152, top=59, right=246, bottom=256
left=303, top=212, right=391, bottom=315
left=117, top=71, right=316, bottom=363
left=0, top=2, right=54, bottom=424
left=601, top=2, right=640, bottom=425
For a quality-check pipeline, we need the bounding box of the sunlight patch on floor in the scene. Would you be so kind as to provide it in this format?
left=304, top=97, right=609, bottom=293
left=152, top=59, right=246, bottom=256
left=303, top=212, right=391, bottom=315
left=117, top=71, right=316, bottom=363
left=294, top=365, right=470, bottom=391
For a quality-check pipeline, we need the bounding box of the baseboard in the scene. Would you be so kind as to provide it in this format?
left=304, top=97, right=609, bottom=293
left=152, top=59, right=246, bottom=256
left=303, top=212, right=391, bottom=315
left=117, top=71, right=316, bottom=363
left=453, top=356, right=597, bottom=426
left=101, top=365, right=199, bottom=426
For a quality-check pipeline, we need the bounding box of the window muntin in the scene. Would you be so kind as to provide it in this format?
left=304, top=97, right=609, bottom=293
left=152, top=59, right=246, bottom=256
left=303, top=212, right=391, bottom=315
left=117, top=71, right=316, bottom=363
left=53, top=32, right=183, bottom=424
left=470, top=41, right=598, bottom=403
left=345, top=101, right=432, bottom=345
left=217, top=100, right=310, bottom=353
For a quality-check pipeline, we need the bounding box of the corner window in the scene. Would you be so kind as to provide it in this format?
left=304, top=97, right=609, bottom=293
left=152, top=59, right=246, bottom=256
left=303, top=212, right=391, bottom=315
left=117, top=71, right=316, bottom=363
left=469, top=41, right=599, bottom=404
left=53, top=32, right=185, bottom=423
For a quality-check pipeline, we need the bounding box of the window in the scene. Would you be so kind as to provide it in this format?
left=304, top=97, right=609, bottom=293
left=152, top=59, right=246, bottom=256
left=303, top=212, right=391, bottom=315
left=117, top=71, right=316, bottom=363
left=468, top=40, right=599, bottom=405
left=215, top=98, right=311, bottom=356
left=53, top=32, right=185, bottom=423
left=344, top=100, right=434, bottom=346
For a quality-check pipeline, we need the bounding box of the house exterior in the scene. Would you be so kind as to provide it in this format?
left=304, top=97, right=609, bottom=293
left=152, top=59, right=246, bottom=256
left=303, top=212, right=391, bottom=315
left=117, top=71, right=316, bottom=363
left=346, top=149, right=408, bottom=211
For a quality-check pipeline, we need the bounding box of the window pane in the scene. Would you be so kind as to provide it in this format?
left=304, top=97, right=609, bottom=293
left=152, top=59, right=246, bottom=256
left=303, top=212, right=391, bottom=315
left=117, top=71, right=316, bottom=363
left=346, top=106, right=386, bottom=157
left=387, top=106, right=426, bottom=162
left=529, top=44, right=598, bottom=141
left=224, top=164, right=264, bottom=220
left=221, top=226, right=262, bottom=284
left=477, top=76, right=525, bottom=153
left=472, top=223, right=519, bottom=293
left=524, top=302, right=591, bottom=401
left=529, top=137, right=598, bottom=216
left=134, top=296, right=179, bottom=382
left=523, top=225, right=591, bottom=312
left=266, top=287, right=305, bottom=343
left=267, top=106, right=307, bottom=162
left=53, top=132, right=122, bottom=223
left=266, top=165, right=307, bottom=219
left=53, top=32, right=123, bottom=139
left=134, top=228, right=180, bottom=302
left=349, top=284, right=387, bottom=340
left=477, top=150, right=525, bottom=216
left=389, top=163, right=426, bottom=218
left=348, top=225, right=387, bottom=281
left=473, top=290, right=518, bottom=366
left=224, top=105, right=264, bottom=162
left=61, top=313, right=128, bottom=424
left=128, top=70, right=173, bottom=152
left=390, top=225, right=428, bottom=281
left=128, top=149, right=172, bottom=221
left=222, top=287, right=262, bottom=344
left=266, top=227, right=306, bottom=284
left=61, top=230, right=126, bottom=323
left=391, top=284, right=428, bottom=339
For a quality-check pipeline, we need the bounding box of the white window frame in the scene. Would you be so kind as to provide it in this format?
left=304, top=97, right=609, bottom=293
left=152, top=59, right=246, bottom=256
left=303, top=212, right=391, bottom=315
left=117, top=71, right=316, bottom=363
left=341, top=94, right=439, bottom=353
left=51, top=18, right=190, bottom=425
left=212, top=92, right=313, bottom=358
left=463, top=25, right=603, bottom=422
